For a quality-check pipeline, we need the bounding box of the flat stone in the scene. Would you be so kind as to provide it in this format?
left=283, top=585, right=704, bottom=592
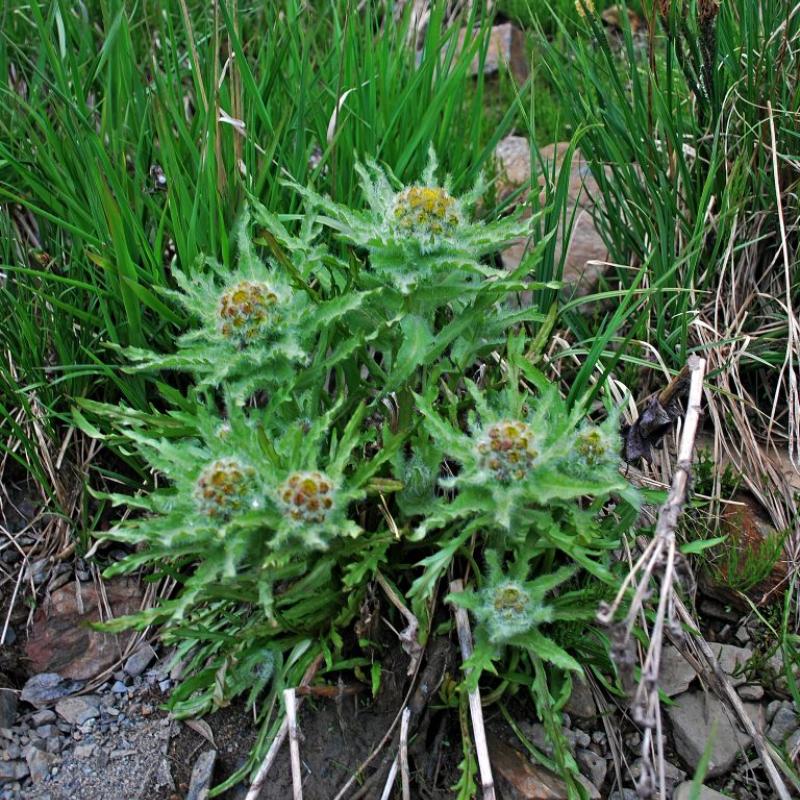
left=666, top=691, right=752, bottom=777
left=737, top=684, right=764, bottom=701
left=123, top=644, right=157, bottom=678
left=31, top=710, right=56, bottom=726
left=564, top=677, right=597, bottom=719
left=185, top=749, right=217, bottom=800
left=25, top=579, right=143, bottom=681
left=710, top=644, right=752, bottom=687
left=34, top=724, right=59, bottom=739
left=767, top=705, right=799, bottom=744
left=73, top=743, right=95, bottom=759
left=496, top=138, right=610, bottom=297
left=55, top=696, right=100, bottom=726
left=659, top=646, right=697, bottom=697
left=631, top=757, right=685, bottom=790
left=489, top=738, right=569, bottom=799
left=20, top=674, right=85, bottom=709
left=0, top=761, right=28, bottom=783
left=576, top=748, right=606, bottom=789
left=25, top=747, right=58, bottom=783
left=673, top=782, right=734, bottom=800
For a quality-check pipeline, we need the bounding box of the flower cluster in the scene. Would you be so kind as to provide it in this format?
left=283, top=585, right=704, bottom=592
left=278, top=471, right=336, bottom=525
left=194, top=457, right=256, bottom=519
left=217, top=280, right=279, bottom=344
left=390, top=186, right=462, bottom=243
left=475, top=420, right=538, bottom=483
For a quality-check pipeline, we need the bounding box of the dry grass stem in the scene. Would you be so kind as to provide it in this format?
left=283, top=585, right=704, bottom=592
left=284, top=688, right=303, bottom=800
left=450, top=579, right=496, bottom=800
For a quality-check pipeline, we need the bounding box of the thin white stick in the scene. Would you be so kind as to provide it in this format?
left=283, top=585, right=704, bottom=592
left=399, top=707, right=411, bottom=800
left=284, top=688, right=302, bottom=800
left=244, top=655, right=322, bottom=800
left=450, top=580, right=496, bottom=800
left=379, top=754, right=399, bottom=800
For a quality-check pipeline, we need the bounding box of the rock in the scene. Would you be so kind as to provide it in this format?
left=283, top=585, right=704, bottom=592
left=495, top=137, right=608, bottom=296
left=608, top=791, right=637, bottom=800
left=0, top=679, right=17, bottom=730
left=74, top=743, right=95, bottom=759
left=25, top=579, right=143, bottom=681
left=700, top=494, right=788, bottom=609
left=25, top=747, right=59, bottom=783
left=0, top=761, right=28, bottom=783
left=659, top=646, right=697, bottom=697
left=737, top=684, right=764, bottom=701
left=55, top=696, right=100, bottom=726
left=576, top=748, right=606, bottom=789
left=111, top=682, right=129, bottom=694
left=31, top=710, right=56, bottom=726
left=631, top=758, right=685, bottom=791
left=564, top=677, right=597, bottom=719
left=34, top=724, right=59, bottom=739
left=489, top=738, right=569, bottom=798
left=456, top=23, right=528, bottom=84
left=123, top=644, right=157, bottom=678
left=666, top=691, right=752, bottom=777
left=710, top=644, right=752, bottom=687
left=185, top=749, right=217, bottom=800
left=20, top=674, right=85, bottom=710
left=673, top=782, right=733, bottom=800
left=767, top=705, right=799, bottom=744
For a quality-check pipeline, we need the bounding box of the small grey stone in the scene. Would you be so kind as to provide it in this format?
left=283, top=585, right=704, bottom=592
left=767, top=705, right=799, bottom=744
left=786, top=727, right=800, bottom=753
left=30, top=710, right=56, bottom=726
left=631, top=757, right=685, bottom=790
left=666, top=691, right=752, bottom=777
left=0, top=761, right=28, bottom=783
left=737, top=684, right=764, bottom=701
left=734, top=625, right=750, bottom=645
left=576, top=748, right=607, bottom=788
left=20, top=675, right=84, bottom=710
left=710, top=643, right=752, bottom=687
left=45, top=737, right=62, bottom=755
left=591, top=731, right=606, bottom=745
left=123, top=644, right=157, bottom=677
left=54, top=696, right=100, bottom=726
left=565, top=677, right=597, bottom=719
left=185, top=750, right=217, bottom=800
left=673, top=782, right=733, bottom=799
left=659, top=646, right=697, bottom=697
left=73, top=744, right=95, bottom=759
left=25, top=747, right=58, bottom=783
left=34, top=725, right=58, bottom=740
left=608, top=790, right=637, bottom=800
left=111, top=682, right=128, bottom=695
left=766, top=699, right=783, bottom=722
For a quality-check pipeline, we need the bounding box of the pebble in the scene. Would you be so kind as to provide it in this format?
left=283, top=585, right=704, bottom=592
left=111, top=682, right=129, bottom=695
left=123, top=645, right=157, bottom=678
left=34, top=725, right=59, bottom=739
left=74, top=744, right=95, bottom=759
left=737, top=684, right=764, bottom=701
left=31, top=710, right=56, bottom=726
left=767, top=705, right=799, bottom=744
left=20, top=674, right=84, bottom=710
left=55, top=696, right=101, bottom=726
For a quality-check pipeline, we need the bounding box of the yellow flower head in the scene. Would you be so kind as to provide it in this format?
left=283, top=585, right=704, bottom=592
left=391, top=186, right=461, bottom=240
left=217, top=280, right=279, bottom=343
left=278, top=471, right=336, bottom=525
left=475, top=420, right=538, bottom=483
left=195, top=457, right=255, bottom=518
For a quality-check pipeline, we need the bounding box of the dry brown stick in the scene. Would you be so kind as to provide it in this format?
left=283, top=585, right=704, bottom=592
left=244, top=654, right=323, bottom=800
left=399, top=707, right=411, bottom=800
left=284, top=688, right=303, bottom=800
left=450, top=579, right=496, bottom=800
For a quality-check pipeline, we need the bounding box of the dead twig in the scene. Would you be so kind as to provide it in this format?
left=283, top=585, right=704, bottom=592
left=244, top=654, right=323, bottom=800
left=284, top=688, right=303, bottom=800
left=399, top=706, right=411, bottom=800
left=598, top=355, right=705, bottom=799
left=379, top=755, right=399, bottom=800
left=376, top=570, right=423, bottom=675
left=450, top=579, right=496, bottom=800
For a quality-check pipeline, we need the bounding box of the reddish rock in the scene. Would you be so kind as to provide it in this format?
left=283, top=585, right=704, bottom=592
left=489, top=738, right=569, bottom=799
left=701, top=494, right=788, bottom=610
left=495, top=136, right=609, bottom=296
left=25, top=579, right=143, bottom=680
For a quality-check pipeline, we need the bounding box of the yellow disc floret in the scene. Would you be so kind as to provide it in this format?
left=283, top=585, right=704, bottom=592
left=475, top=420, right=537, bottom=483
left=278, top=471, right=335, bottom=525
left=217, top=280, right=278, bottom=344
left=575, top=427, right=607, bottom=467
left=391, top=186, right=461, bottom=240
left=195, top=457, right=255, bottom=518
